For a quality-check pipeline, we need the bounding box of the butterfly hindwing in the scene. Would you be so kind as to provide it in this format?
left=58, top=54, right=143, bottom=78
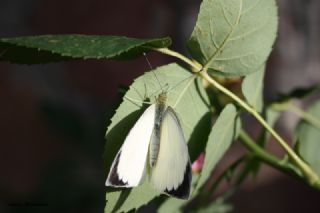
left=150, top=106, right=192, bottom=199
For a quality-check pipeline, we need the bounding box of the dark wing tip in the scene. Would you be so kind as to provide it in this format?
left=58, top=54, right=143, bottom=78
left=164, top=162, right=192, bottom=199
left=106, top=150, right=129, bottom=187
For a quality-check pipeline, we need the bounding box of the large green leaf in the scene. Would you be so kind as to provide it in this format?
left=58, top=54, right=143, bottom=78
left=296, top=101, right=320, bottom=176
left=0, top=35, right=171, bottom=64
left=103, top=63, right=210, bottom=213
left=195, top=104, right=240, bottom=191
left=158, top=198, right=184, bottom=213
left=190, top=198, right=233, bottom=213
left=188, top=0, right=278, bottom=76
left=242, top=64, right=265, bottom=112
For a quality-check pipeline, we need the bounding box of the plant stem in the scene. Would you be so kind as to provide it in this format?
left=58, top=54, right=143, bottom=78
left=200, top=70, right=320, bottom=186
left=152, top=48, right=202, bottom=71
left=239, top=130, right=301, bottom=178
left=155, top=47, right=320, bottom=187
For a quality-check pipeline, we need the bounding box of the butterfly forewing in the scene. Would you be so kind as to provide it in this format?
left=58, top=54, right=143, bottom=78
left=106, top=104, right=156, bottom=187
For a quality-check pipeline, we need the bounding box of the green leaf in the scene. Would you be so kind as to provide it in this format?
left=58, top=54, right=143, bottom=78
left=242, top=64, right=265, bottom=112
left=195, top=104, right=240, bottom=191
left=158, top=198, right=184, bottom=213
left=0, top=35, right=171, bottom=64
left=265, top=107, right=281, bottom=131
left=191, top=199, right=233, bottom=213
left=296, top=101, right=320, bottom=176
left=104, top=63, right=210, bottom=213
left=187, top=0, right=278, bottom=76
left=104, top=182, right=157, bottom=213
left=259, top=106, right=280, bottom=147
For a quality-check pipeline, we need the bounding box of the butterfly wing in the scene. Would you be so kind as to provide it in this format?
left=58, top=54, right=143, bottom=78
left=106, top=104, right=156, bottom=187
left=150, top=106, right=192, bottom=199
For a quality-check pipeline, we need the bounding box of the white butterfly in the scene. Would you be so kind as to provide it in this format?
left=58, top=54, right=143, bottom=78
left=106, top=91, right=192, bottom=199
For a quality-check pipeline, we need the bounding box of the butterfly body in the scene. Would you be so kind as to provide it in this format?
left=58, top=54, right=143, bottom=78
left=149, top=92, right=167, bottom=167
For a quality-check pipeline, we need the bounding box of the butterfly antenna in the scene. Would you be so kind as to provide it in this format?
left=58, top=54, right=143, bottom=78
left=143, top=52, right=163, bottom=91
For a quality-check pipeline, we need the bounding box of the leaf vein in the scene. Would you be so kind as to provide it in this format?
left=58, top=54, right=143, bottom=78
left=209, top=19, right=220, bottom=50
left=229, top=15, right=270, bottom=41
left=221, top=1, right=233, bottom=27
left=214, top=52, right=253, bottom=61
left=241, top=0, right=262, bottom=15
left=203, top=0, right=243, bottom=71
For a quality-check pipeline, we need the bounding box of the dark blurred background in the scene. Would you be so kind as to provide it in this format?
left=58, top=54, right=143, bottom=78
left=0, top=0, right=319, bottom=212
